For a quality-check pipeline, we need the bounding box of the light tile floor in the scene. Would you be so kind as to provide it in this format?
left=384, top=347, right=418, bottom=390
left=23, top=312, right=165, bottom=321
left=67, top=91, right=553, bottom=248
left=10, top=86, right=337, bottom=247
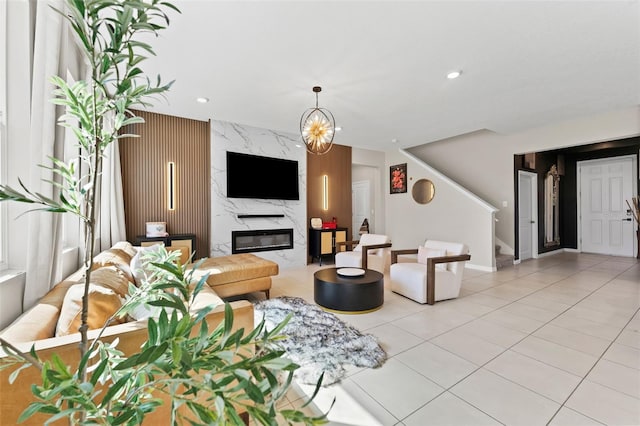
left=247, top=252, right=640, bottom=425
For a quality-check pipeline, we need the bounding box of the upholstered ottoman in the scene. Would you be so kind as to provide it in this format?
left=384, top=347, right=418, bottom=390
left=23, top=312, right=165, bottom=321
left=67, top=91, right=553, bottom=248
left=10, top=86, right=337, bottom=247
left=189, top=253, right=278, bottom=299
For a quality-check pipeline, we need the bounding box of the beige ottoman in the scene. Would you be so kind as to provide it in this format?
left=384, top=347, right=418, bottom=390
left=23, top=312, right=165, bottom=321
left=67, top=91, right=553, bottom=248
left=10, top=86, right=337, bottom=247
left=189, top=253, right=279, bottom=299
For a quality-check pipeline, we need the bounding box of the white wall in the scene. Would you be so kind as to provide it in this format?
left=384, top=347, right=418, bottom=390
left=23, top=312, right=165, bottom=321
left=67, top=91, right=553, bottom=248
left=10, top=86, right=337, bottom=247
left=352, top=147, right=386, bottom=235
left=385, top=150, right=497, bottom=270
left=210, top=120, right=307, bottom=268
left=408, top=106, right=640, bottom=252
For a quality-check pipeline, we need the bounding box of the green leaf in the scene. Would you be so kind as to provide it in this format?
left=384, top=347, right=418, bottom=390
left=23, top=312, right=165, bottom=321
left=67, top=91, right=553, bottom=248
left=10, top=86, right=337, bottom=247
left=8, top=363, right=31, bottom=384
left=17, top=402, right=53, bottom=423
left=100, top=373, right=133, bottom=405
left=223, top=303, right=234, bottom=337
left=89, top=358, right=109, bottom=386
left=111, top=408, right=136, bottom=425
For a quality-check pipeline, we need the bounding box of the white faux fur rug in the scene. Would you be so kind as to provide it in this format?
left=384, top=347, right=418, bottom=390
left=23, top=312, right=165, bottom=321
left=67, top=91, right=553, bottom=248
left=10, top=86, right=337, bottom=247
left=253, top=296, right=387, bottom=386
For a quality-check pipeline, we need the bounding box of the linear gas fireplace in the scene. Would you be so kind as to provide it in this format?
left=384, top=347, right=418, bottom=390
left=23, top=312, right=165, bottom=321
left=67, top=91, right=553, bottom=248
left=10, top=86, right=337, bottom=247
left=232, top=228, right=294, bottom=254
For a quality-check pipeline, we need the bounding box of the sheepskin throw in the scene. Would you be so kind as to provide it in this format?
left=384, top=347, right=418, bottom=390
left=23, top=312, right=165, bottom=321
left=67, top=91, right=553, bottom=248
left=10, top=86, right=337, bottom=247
left=253, top=296, right=387, bottom=386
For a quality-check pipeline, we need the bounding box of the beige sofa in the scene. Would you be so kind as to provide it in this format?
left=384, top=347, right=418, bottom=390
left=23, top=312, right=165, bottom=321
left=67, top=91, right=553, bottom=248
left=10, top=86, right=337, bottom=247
left=0, top=241, right=255, bottom=425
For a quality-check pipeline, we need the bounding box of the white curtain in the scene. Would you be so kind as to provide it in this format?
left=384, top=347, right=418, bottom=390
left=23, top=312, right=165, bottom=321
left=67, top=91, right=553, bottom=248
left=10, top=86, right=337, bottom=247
left=96, top=112, right=127, bottom=252
left=23, top=0, right=69, bottom=310
left=23, top=0, right=127, bottom=310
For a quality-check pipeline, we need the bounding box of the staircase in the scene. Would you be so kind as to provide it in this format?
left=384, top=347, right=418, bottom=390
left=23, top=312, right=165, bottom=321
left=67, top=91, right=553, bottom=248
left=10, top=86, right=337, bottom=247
left=495, top=245, right=514, bottom=270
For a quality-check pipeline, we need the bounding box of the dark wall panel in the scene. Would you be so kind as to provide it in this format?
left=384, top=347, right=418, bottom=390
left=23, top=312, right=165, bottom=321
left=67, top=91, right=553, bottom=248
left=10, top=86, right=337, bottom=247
left=119, top=110, right=210, bottom=259
left=307, top=144, right=352, bottom=260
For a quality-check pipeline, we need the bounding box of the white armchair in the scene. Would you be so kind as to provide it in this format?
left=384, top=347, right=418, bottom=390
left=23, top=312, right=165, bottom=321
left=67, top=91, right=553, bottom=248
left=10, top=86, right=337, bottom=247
left=334, top=233, right=392, bottom=273
left=390, top=240, right=470, bottom=304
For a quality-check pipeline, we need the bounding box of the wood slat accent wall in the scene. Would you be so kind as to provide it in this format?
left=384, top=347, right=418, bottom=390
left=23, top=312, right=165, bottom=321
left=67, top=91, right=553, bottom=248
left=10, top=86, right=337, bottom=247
left=119, top=110, right=210, bottom=259
left=307, top=144, right=352, bottom=257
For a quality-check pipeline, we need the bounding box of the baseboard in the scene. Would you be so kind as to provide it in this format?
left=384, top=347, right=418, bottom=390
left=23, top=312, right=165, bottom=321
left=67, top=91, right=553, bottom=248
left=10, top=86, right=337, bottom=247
left=465, top=263, right=496, bottom=272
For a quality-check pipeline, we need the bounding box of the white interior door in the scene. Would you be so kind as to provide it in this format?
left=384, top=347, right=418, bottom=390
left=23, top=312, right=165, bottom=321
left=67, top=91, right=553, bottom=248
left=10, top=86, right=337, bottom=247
left=518, top=171, right=537, bottom=261
left=579, top=156, right=636, bottom=256
left=352, top=180, right=370, bottom=240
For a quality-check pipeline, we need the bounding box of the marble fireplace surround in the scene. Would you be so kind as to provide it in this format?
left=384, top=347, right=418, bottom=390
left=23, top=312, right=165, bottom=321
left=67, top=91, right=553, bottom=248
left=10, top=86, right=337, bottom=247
left=210, top=121, right=307, bottom=269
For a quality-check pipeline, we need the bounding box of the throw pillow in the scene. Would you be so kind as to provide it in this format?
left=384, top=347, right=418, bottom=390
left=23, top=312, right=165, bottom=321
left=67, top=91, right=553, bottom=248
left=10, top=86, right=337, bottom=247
left=56, top=283, right=124, bottom=337
left=92, top=248, right=135, bottom=282
left=130, top=244, right=164, bottom=285
left=128, top=278, right=223, bottom=321
left=417, top=246, right=447, bottom=271
left=128, top=303, right=163, bottom=322
left=111, top=241, right=137, bottom=258
left=89, top=265, right=133, bottom=296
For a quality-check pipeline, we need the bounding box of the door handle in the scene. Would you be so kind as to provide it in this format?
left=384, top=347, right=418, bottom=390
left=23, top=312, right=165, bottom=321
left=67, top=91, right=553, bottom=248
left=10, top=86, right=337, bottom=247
left=622, top=218, right=632, bottom=221
left=530, top=221, right=535, bottom=224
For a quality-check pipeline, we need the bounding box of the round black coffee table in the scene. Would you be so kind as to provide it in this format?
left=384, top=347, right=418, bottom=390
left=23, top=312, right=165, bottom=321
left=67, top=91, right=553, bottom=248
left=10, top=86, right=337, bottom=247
left=314, top=267, right=384, bottom=313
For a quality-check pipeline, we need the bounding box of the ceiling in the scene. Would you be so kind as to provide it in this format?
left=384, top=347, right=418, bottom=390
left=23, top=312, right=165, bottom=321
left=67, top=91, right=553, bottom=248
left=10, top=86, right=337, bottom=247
left=141, top=1, right=640, bottom=153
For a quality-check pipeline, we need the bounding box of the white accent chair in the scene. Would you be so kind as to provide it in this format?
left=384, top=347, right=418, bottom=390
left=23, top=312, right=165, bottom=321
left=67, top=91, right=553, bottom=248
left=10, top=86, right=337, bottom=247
left=390, top=240, right=470, bottom=304
left=334, top=233, right=392, bottom=274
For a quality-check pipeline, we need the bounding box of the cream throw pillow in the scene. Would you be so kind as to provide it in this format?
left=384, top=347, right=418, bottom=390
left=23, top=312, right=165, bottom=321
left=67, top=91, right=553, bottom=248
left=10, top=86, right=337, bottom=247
left=130, top=244, right=164, bottom=285
left=417, top=246, right=447, bottom=271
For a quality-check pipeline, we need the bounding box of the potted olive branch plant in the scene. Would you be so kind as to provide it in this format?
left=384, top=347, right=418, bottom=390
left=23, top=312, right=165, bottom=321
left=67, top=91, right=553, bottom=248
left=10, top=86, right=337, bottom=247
left=0, top=0, right=326, bottom=424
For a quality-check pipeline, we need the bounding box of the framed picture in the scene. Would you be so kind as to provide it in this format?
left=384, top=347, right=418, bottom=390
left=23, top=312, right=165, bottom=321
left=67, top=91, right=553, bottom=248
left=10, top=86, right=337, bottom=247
left=390, top=163, right=407, bottom=194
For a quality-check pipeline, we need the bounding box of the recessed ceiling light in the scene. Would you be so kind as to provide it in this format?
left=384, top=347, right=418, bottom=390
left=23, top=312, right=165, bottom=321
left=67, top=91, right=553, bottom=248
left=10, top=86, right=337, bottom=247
left=196, top=97, right=210, bottom=103
left=391, top=138, right=398, bottom=144
left=295, top=144, right=302, bottom=148
left=335, top=126, right=342, bottom=132
left=447, top=70, right=462, bottom=79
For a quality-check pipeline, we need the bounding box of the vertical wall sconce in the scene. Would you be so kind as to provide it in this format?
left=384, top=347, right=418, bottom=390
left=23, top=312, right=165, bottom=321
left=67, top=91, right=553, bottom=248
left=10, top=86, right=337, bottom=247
left=322, top=174, right=329, bottom=211
left=167, top=161, right=176, bottom=211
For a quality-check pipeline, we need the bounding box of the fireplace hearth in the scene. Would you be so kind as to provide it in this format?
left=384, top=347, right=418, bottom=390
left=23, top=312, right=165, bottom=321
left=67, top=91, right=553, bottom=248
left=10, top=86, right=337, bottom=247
left=232, top=229, right=294, bottom=254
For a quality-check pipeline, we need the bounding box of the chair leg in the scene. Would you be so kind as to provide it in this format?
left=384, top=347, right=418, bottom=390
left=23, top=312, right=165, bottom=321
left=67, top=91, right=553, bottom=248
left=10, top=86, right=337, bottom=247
left=426, top=264, right=436, bottom=305
left=264, top=289, right=270, bottom=299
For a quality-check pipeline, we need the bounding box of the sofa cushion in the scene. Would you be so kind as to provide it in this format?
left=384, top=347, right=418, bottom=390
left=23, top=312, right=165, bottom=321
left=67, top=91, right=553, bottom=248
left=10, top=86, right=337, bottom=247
left=190, top=254, right=279, bottom=286
left=89, top=266, right=133, bottom=297
left=0, top=278, right=79, bottom=343
left=128, top=278, right=224, bottom=321
left=55, top=266, right=132, bottom=336
left=417, top=246, right=447, bottom=271
left=353, top=233, right=390, bottom=255
left=56, top=283, right=124, bottom=336
left=111, top=241, right=137, bottom=258
left=189, top=283, right=224, bottom=312
left=92, top=246, right=135, bottom=282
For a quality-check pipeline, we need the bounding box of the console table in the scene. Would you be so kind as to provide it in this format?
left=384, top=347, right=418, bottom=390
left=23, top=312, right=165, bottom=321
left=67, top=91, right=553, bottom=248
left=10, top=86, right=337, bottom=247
left=134, top=233, right=196, bottom=259
left=308, top=227, right=348, bottom=265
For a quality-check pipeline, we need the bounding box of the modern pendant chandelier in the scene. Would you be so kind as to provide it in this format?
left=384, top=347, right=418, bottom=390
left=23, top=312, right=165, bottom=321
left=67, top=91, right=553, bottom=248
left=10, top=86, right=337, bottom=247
left=300, top=86, right=335, bottom=155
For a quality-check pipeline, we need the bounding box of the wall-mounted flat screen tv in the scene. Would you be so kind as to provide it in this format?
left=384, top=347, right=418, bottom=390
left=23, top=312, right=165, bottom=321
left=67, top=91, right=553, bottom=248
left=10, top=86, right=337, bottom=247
left=226, top=151, right=300, bottom=200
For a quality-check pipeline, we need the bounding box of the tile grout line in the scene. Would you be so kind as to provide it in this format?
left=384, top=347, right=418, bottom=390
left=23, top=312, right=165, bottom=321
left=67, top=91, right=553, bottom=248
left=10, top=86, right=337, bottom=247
left=545, top=304, right=640, bottom=426
left=385, top=258, right=637, bottom=424
left=272, top=255, right=638, bottom=424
